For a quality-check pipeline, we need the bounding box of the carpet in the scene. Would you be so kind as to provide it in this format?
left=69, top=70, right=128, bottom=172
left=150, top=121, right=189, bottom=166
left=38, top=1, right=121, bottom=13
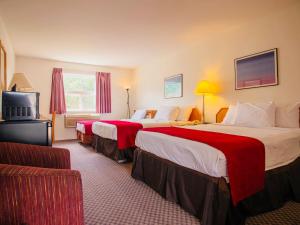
left=54, top=141, right=300, bottom=225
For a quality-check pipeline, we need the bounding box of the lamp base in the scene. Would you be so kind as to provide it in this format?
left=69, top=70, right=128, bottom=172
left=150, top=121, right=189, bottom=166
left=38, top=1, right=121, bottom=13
left=11, top=84, right=17, bottom=92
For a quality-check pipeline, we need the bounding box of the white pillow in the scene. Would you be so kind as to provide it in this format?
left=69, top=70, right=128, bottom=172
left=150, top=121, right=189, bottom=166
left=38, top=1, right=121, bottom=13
left=177, top=106, right=193, bottom=121
left=276, top=102, right=300, bottom=128
left=131, top=109, right=146, bottom=120
left=154, top=106, right=180, bottom=121
left=222, top=105, right=237, bottom=125
left=234, top=101, right=276, bottom=128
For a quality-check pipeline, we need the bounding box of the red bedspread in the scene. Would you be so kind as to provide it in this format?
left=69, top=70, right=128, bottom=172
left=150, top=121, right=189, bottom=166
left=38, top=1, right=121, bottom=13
left=99, top=120, right=143, bottom=150
left=141, top=127, right=265, bottom=205
left=77, top=120, right=100, bottom=135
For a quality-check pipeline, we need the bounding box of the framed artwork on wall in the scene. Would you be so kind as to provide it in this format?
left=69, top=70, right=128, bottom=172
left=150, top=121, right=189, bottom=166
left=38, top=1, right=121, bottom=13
left=164, top=74, right=183, bottom=98
left=235, top=48, right=278, bottom=90
left=0, top=40, right=7, bottom=92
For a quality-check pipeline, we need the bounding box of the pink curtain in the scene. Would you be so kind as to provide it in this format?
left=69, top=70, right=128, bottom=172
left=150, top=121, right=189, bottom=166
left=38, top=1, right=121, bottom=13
left=49, top=68, right=66, bottom=114
left=96, top=72, right=111, bottom=113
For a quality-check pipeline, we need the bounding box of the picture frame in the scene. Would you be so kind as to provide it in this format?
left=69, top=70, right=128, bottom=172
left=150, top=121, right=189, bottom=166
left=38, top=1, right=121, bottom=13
left=235, top=48, right=278, bottom=90
left=0, top=40, right=7, bottom=92
left=164, top=74, right=183, bottom=98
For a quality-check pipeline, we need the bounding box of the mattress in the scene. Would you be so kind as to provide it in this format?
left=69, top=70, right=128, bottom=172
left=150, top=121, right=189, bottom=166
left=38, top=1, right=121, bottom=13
left=91, top=119, right=184, bottom=140
left=135, top=124, right=300, bottom=180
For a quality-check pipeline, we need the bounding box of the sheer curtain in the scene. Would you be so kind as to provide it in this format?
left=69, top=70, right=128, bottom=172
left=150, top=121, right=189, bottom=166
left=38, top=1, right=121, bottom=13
left=96, top=72, right=111, bottom=113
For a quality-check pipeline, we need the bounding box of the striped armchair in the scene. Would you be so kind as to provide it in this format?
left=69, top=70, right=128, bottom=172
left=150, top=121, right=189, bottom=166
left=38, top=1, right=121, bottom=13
left=0, top=142, right=84, bottom=225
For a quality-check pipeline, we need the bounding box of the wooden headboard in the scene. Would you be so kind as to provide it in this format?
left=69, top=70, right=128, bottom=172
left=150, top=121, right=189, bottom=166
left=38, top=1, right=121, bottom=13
left=189, top=108, right=202, bottom=121
left=216, top=107, right=229, bottom=123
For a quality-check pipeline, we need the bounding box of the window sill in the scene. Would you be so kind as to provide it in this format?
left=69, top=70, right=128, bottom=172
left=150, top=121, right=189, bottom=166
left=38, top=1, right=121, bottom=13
left=65, top=112, right=100, bottom=117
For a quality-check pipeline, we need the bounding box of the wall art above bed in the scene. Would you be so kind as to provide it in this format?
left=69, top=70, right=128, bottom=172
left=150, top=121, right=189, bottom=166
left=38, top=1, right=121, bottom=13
left=164, top=74, right=183, bottom=98
left=235, top=48, right=278, bottom=90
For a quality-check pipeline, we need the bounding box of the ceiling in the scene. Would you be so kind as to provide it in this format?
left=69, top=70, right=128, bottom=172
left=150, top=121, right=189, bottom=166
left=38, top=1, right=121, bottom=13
left=0, top=0, right=297, bottom=68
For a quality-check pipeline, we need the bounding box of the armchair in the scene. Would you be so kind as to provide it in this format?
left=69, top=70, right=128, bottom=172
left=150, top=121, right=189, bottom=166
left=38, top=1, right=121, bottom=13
left=0, top=142, right=84, bottom=225
left=0, top=142, right=71, bottom=169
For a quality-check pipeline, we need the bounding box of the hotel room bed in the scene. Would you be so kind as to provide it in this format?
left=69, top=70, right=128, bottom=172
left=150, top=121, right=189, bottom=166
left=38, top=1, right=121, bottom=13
left=92, top=107, right=201, bottom=163
left=131, top=107, right=300, bottom=225
left=75, top=108, right=196, bottom=145
left=92, top=119, right=198, bottom=141
left=135, top=124, right=300, bottom=179
left=92, top=119, right=199, bottom=163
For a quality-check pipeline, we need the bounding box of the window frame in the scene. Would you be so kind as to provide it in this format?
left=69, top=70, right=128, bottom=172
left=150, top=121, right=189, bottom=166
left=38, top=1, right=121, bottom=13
left=63, top=72, right=97, bottom=114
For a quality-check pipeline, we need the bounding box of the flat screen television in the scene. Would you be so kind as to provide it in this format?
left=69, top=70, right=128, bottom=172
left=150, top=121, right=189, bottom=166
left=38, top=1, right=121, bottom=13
left=2, top=91, right=40, bottom=121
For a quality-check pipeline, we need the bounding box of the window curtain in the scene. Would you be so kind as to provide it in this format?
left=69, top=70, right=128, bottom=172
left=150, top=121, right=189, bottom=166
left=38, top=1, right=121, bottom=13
left=96, top=72, right=111, bottom=113
left=49, top=68, right=66, bottom=114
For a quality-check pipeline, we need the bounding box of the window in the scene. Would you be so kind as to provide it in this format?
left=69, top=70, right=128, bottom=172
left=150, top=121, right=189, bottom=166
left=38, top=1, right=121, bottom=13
left=63, top=73, right=96, bottom=113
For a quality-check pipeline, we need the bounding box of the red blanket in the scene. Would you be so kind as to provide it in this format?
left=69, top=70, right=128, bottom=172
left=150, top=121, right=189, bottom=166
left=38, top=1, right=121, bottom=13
left=77, top=120, right=100, bottom=135
left=141, top=127, right=265, bottom=205
left=100, top=120, right=143, bottom=150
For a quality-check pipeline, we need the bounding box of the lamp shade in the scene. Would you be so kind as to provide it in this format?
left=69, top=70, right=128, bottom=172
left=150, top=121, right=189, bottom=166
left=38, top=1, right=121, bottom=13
left=194, top=80, right=212, bottom=95
left=8, top=73, right=33, bottom=92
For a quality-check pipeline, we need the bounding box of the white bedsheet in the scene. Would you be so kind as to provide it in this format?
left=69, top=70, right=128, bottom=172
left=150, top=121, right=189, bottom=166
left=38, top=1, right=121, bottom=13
left=135, top=124, right=300, bottom=180
left=91, top=119, right=186, bottom=140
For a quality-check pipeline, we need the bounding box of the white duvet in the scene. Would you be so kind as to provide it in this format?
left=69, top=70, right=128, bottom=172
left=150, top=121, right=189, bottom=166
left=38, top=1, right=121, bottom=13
left=135, top=124, right=300, bottom=180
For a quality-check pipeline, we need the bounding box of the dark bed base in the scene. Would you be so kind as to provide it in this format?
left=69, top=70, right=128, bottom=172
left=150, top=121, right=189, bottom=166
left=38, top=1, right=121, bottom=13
left=132, top=148, right=300, bottom=225
left=93, top=135, right=134, bottom=163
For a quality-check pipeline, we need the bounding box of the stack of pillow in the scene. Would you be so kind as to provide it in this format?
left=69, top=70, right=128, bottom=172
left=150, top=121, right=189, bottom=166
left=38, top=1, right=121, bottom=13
left=131, top=109, right=147, bottom=120
left=131, top=106, right=194, bottom=122
left=222, top=101, right=300, bottom=128
left=275, top=102, right=300, bottom=128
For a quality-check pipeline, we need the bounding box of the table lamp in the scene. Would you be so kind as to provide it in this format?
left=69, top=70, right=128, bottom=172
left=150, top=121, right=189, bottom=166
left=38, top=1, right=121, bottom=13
left=8, top=73, right=33, bottom=92
left=194, top=80, right=212, bottom=123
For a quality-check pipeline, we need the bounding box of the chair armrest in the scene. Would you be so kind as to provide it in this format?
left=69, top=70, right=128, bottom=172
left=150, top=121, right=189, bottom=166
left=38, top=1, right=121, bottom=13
left=0, top=164, right=84, bottom=225
left=0, top=142, right=71, bottom=169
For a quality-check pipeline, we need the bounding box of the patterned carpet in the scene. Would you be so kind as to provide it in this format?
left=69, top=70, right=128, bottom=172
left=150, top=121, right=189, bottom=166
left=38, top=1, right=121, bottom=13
left=54, top=141, right=300, bottom=225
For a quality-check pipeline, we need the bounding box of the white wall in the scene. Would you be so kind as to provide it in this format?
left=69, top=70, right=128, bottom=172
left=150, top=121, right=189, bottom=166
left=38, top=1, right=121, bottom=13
left=133, top=2, right=300, bottom=123
left=16, top=56, right=135, bottom=140
left=0, top=15, right=15, bottom=88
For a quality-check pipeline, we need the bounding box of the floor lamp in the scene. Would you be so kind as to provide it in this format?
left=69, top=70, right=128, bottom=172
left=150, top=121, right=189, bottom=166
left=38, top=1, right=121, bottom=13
left=194, top=80, right=212, bottom=124
left=126, top=88, right=131, bottom=118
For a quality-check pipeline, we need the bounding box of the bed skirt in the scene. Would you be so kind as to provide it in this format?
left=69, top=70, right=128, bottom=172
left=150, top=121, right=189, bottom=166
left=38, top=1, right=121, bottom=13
left=131, top=148, right=300, bottom=225
left=77, top=131, right=93, bottom=145
left=93, top=135, right=134, bottom=163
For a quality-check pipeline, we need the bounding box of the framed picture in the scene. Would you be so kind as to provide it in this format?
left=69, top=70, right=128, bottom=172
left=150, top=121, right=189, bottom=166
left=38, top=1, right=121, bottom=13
left=0, top=40, right=7, bottom=92
left=164, top=74, right=183, bottom=98
left=235, top=48, right=278, bottom=90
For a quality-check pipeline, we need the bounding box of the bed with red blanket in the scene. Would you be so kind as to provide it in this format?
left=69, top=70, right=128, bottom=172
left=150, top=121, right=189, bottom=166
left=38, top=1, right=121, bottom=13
left=86, top=108, right=201, bottom=162
left=92, top=119, right=180, bottom=163
left=132, top=124, right=300, bottom=225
